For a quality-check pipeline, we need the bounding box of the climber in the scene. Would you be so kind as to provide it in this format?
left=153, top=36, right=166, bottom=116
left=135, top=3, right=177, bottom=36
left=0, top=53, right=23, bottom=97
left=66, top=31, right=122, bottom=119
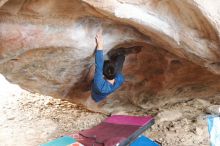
left=85, top=29, right=142, bottom=113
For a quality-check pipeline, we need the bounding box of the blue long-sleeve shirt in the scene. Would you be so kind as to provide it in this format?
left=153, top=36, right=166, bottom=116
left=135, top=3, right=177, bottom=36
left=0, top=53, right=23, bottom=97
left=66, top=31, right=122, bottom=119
left=91, top=50, right=125, bottom=102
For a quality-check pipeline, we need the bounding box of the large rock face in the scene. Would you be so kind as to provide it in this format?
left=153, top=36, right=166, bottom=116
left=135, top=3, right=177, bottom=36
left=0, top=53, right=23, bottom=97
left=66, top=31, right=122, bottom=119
left=0, top=0, right=220, bottom=111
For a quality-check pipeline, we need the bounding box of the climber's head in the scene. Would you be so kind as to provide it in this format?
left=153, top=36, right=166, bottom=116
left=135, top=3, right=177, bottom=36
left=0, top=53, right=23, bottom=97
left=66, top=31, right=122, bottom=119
left=103, top=60, right=116, bottom=80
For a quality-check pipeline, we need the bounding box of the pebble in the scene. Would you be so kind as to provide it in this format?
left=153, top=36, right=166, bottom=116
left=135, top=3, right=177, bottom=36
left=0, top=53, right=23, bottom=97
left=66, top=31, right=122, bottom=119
left=195, top=127, right=203, bottom=136
left=196, top=99, right=211, bottom=107
left=6, top=106, right=12, bottom=109
left=44, top=100, right=53, bottom=106
left=182, top=118, right=189, bottom=124
left=7, top=116, right=15, bottom=120
left=205, top=105, right=220, bottom=115
left=156, top=110, right=183, bottom=122
left=29, top=117, right=33, bottom=120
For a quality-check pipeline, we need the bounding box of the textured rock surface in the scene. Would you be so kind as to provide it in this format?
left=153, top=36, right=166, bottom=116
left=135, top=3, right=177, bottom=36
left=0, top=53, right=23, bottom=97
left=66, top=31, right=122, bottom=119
left=0, top=0, right=220, bottom=111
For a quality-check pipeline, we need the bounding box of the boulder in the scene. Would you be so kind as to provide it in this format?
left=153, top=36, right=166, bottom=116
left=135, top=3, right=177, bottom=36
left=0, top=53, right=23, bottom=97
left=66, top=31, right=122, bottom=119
left=0, top=0, right=220, bottom=111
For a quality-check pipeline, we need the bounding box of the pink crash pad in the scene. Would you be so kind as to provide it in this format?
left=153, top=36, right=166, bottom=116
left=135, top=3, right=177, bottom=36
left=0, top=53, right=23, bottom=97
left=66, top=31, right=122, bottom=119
left=104, top=115, right=153, bottom=126
left=70, top=115, right=154, bottom=146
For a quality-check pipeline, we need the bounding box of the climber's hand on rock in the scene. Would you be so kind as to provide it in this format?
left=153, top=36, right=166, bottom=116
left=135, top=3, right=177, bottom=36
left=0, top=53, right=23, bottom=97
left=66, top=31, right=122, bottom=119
left=96, top=29, right=103, bottom=50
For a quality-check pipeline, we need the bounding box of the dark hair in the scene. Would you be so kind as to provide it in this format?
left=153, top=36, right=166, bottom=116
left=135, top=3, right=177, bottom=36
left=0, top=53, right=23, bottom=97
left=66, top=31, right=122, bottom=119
left=103, top=60, right=116, bottom=80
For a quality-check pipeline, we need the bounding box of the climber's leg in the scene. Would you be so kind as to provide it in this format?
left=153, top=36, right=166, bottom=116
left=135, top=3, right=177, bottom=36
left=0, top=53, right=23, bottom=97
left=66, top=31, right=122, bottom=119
left=108, top=46, right=143, bottom=59
left=114, top=55, right=125, bottom=74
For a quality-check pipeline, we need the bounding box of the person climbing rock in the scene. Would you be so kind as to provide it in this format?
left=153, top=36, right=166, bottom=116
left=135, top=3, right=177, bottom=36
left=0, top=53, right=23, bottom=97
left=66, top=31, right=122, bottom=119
left=85, top=29, right=142, bottom=114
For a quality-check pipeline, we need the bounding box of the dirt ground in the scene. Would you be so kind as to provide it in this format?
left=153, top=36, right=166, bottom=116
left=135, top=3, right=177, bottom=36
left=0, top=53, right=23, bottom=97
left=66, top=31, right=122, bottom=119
left=0, top=74, right=219, bottom=146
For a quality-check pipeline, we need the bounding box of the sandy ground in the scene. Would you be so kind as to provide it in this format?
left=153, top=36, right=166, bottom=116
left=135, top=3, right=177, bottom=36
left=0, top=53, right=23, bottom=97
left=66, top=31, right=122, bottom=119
left=0, top=74, right=219, bottom=146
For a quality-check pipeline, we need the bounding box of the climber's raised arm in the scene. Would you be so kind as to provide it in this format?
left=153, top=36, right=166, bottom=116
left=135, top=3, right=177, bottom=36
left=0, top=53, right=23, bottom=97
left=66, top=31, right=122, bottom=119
left=96, top=29, right=103, bottom=50
left=93, top=29, right=105, bottom=89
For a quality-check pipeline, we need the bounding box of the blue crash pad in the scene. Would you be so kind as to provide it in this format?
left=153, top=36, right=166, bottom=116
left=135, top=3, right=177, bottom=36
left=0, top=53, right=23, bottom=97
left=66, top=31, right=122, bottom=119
left=131, top=135, right=159, bottom=146
left=41, top=136, right=76, bottom=146
left=208, top=115, right=220, bottom=146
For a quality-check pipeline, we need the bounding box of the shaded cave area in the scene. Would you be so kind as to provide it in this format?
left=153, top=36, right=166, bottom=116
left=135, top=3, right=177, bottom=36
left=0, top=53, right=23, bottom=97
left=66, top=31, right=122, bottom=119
left=67, top=41, right=220, bottom=113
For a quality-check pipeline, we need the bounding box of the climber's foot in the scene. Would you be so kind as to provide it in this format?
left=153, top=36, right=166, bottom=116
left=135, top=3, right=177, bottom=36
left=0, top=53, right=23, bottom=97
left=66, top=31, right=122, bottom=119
left=84, top=97, right=111, bottom=116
